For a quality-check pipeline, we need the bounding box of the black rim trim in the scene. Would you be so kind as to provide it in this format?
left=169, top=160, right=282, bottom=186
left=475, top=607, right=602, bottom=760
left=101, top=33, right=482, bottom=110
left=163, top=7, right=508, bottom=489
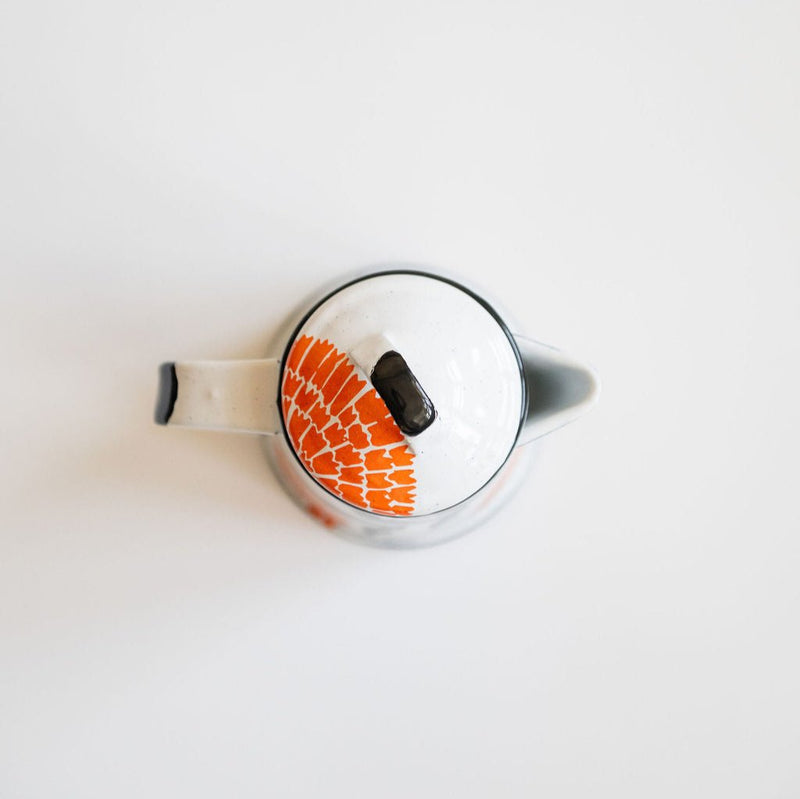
left=155, top=362, right=178, bottom=425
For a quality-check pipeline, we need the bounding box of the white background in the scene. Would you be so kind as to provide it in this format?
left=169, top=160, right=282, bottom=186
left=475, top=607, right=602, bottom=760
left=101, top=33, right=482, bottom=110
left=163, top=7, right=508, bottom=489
left=1, top=1, right=798, bottom=796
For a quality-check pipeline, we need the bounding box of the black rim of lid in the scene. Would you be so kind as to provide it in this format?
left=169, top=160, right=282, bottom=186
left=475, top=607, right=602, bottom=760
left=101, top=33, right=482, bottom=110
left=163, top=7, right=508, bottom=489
left=277, top=268, right=527, bottom=518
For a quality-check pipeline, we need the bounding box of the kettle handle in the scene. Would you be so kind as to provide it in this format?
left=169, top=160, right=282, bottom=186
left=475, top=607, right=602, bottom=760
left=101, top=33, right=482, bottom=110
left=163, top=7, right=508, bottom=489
left=514, top=336, right=599, bottom=446
left=154, top=359, right=282, bottom=435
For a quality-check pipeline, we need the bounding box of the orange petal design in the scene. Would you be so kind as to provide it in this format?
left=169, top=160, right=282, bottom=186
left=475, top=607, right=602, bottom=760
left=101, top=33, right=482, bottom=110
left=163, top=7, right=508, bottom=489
left=282, top=335, right=416, bottom=515
left=346, top=424, right=370, bottom=450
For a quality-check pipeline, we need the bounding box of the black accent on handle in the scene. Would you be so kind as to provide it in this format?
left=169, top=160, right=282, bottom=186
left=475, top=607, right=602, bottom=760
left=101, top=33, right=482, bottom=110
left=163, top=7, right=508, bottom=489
left=154, top=362, right=178, bottom=425
left=370, top=351, right=435, bottom=437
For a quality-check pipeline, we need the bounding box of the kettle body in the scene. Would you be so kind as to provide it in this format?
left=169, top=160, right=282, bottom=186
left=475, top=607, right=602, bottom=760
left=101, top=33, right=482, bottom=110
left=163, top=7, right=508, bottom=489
left=155, top=268, right=598, bottom=548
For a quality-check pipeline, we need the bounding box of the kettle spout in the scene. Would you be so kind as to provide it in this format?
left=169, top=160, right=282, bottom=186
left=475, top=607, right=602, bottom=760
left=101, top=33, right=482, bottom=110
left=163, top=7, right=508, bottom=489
left=514, top=336, right=599, bottom=445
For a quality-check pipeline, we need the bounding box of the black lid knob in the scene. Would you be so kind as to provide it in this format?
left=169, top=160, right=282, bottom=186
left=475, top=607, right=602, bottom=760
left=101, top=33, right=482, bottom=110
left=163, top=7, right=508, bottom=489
left=370, top=351, right=436, bottom=437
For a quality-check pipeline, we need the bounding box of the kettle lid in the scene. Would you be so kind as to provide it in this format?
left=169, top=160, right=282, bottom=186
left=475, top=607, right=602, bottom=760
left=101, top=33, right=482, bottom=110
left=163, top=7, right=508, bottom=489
left=280, top=271, right=524, bottom=516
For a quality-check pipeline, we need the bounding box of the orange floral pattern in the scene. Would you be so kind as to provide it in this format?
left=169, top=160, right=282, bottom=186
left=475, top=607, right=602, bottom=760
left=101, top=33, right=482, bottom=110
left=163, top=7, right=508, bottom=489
left=281, top=335, right=416, bottom=515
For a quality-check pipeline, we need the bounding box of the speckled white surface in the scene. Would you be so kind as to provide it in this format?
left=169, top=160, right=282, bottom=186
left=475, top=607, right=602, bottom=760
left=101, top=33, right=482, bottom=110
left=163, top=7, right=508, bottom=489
left=286, top=273, right=524, bottom=515
left=1, top=2, right=799, bottom=797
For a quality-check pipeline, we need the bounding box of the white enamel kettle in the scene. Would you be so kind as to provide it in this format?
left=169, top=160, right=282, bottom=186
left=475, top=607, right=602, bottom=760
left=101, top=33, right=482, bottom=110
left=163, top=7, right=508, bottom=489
left=155, top=269, right=598, bottom=547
